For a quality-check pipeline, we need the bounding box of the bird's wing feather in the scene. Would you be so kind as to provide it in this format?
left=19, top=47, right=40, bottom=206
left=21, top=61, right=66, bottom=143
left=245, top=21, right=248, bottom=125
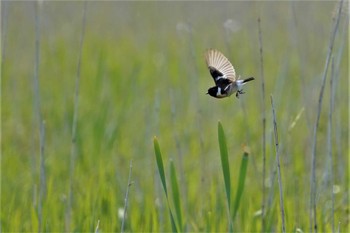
left=205, top=49, right=236, bottom=82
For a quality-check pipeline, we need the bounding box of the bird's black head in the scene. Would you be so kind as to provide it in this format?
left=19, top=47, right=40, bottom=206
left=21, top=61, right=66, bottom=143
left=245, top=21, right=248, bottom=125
left=206, top=86, right=218, bottom=98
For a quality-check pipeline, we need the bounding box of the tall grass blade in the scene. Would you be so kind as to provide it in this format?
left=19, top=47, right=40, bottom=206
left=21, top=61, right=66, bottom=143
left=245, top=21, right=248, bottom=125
left=153, top=137, right=178, bottom=232
left=217, top=121, right=233, bottom=231
left=271, top=95, right=286, bottom=233
left=309, top=1, right=343, bottom=232
left=38, top=120, right=46, bottom=232
left=154, top=137, right=168, bottom=197
left=232, top=151, right=249, bottom=221
left=33, top=0, right=42, bottom=124
left=257, top=17, right=267, bottom=232
left=170, top=160, right=183, bottom=231
left=328, top=58, right=336, bottom=233
left=218, top=121, right=231, bottom=205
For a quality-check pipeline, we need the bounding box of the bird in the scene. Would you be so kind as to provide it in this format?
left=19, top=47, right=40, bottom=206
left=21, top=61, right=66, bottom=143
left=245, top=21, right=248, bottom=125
left=205, top=49, right=254, bottom=98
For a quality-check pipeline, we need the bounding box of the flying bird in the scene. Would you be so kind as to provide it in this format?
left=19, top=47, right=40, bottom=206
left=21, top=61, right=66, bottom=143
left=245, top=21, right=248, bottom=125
left=205, top=49, right=254, bottom=98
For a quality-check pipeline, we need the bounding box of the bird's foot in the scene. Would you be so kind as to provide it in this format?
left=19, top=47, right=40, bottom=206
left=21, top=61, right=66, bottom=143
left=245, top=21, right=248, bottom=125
left=235, top=90, right=245, bottom=98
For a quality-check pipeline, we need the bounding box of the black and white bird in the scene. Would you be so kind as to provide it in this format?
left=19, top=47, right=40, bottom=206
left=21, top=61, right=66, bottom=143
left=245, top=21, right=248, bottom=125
left=205, top=49, right=254, bottom=98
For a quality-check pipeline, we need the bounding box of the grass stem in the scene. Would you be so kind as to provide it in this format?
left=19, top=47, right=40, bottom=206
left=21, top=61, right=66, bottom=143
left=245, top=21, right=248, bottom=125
left=257, top=17, right=266, bottom=232
left=67, top=1, right=87, bottom=231
left=95, top=220, right=100, bottom=233
left=121, top=160, right=133, bottom=233
left=309, top=1, right=343, bottom=232
left=270, top=95, right=286, bottom=233
left=33, top=2, right=46, bottom=231
left=38, top=120, right=46, bottom=232
left=328, top=58, right=335, bottom=233
left=33, top=0, right=42, bottom=124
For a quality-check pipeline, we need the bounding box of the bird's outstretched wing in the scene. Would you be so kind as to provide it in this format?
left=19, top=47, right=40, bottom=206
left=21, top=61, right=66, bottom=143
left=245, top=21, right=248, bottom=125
left=205, top=49, right=236, bottom=83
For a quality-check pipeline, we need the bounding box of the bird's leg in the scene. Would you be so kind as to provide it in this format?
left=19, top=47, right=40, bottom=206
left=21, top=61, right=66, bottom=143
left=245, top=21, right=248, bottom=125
left=236, top=90, right=245, bottom=98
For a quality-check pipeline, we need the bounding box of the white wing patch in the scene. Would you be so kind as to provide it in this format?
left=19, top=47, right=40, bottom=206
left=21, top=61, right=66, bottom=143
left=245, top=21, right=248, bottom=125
left=216, top=87, right=229, bottom=98
left=205, top=49, right=236, bottom=81
left=216, top=87, right=224, bottom=97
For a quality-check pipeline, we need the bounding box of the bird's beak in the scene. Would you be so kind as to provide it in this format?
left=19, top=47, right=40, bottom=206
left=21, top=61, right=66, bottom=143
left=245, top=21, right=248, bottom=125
left=206, top=92, right=209, bottom=95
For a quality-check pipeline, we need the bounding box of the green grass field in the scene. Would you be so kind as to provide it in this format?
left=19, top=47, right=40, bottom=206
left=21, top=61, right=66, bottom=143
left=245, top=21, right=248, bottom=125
left=2, top=1, right=349, bottom=232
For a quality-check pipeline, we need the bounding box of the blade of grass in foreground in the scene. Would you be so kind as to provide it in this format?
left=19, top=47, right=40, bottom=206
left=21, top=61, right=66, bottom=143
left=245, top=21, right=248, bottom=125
left=218, top=121, right=232, bottom=231
left=154, top=137, right=167, bottom=196
left=218, top=122, right=231, bottom=205
left=153, top=137, right=178, bottom=232
left=232, top=150, right=249, bottom=221
left=170, top=160, right=183, bottom=231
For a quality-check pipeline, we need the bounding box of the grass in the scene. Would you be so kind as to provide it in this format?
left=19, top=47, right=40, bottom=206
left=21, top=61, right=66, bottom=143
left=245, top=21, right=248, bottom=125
left=153, top=137, right=178, bottom=232
left=270, top=95, right=286, bottom=233
left=257, top=16, right=267, bottom=232
left=309, top=1, right=344, bottom=232
left=2, top=1, right=349, bottom=232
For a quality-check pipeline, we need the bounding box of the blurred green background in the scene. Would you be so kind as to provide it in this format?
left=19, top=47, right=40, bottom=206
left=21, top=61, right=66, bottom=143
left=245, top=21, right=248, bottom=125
left=2, top=1, right=349, bottom=232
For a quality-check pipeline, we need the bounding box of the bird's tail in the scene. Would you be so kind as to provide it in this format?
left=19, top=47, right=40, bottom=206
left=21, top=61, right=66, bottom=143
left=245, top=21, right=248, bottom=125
left=243, top=77, right=255, bottom=83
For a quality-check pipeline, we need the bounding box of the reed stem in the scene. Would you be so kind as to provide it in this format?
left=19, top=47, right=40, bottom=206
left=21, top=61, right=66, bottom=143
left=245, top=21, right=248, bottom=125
left=271, top=95, right=286, bottom=233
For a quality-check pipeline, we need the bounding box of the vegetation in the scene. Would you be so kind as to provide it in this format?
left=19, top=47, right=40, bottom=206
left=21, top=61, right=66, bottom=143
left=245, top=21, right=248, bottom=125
left=2, top=1, right=348, bottom=232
